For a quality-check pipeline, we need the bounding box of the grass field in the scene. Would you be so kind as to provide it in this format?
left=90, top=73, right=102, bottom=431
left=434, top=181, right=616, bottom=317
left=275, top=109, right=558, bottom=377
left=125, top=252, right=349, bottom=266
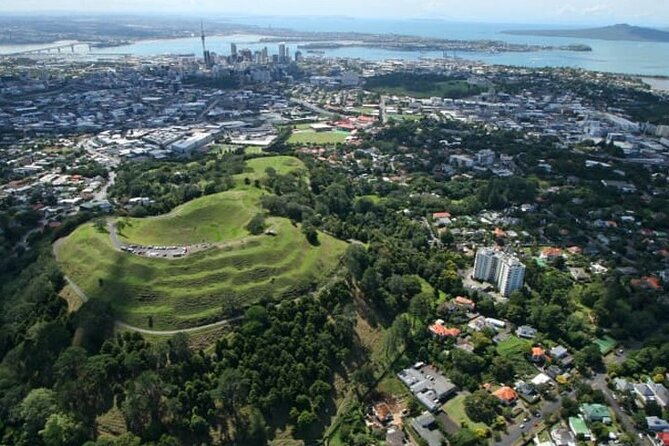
left=496, top=336, right=537, bottom=377
left=366, top=74, right=483, bottom=99
left=287, top=130, right=349, bottom=145
left=119, top=189, right=261, bottom=246
left=443, top=394, right=486, bottom=430
left=212, top=144, right=264, bottom=155
left=235, top=156, right=307, bottom=183
left=56, top=156, right=346, bottom=331
left=496, top=336, right=531, bottom=357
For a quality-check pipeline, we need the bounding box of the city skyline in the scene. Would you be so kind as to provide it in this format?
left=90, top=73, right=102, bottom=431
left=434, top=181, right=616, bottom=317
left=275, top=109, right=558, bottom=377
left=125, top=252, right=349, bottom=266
left=1, top=0, right=669, bottom=26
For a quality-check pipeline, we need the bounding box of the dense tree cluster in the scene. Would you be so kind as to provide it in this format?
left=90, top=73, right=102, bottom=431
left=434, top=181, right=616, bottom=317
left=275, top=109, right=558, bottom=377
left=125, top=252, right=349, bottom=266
left=110, top=153, right=245, bottom=216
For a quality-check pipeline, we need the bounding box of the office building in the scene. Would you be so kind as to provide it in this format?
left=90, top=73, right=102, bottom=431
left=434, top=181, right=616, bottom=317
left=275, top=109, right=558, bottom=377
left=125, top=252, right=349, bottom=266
left=473, top=247, right=525, bottom=296
left=278, top=43, right=286, bottom=63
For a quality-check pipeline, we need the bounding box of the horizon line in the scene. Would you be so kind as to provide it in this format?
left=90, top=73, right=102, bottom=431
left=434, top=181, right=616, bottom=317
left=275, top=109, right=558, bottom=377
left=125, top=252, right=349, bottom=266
left=0, top=11, right=667, bottom=28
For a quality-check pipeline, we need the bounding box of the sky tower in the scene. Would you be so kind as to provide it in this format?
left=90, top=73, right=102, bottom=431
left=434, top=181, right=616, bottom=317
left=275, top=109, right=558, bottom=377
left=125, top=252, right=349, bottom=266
left=201, top=21, right=211, bottom=67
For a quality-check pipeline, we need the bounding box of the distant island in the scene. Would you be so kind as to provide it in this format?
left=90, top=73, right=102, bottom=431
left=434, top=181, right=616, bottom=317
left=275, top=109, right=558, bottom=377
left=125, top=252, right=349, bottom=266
left=503, top=23, right=669, bottom=43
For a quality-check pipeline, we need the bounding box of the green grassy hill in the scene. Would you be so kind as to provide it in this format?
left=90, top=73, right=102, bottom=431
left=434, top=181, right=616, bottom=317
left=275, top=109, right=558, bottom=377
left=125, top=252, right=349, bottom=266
left=56, top=157, right=346, bottom=331
left=119, top=189, right=261, bottom=246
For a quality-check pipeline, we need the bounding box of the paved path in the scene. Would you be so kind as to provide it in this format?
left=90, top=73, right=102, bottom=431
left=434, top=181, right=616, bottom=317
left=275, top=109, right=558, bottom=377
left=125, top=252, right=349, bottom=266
left=63, top=275, right=90, bottom=303
left=114, top=316, right=243, bottom=336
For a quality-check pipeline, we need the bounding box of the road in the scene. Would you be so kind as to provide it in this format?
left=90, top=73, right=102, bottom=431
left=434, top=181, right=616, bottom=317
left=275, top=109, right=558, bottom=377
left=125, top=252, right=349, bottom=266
left=590, top=372, right=647, bottom=446
left=94, top=170, right=116, bottom=202
left=494, top=392, right=573, bottom=446
left=291, top=98, right=340, bottom=118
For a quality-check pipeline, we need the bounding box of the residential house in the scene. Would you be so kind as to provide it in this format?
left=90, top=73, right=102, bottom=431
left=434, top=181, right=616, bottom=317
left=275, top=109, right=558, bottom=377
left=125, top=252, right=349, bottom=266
left=546, top=365, right=564, bottom=380
left=515, top=380, right=540, bottom=404
left=433, top=212, right=452, bottom=227
left=429, top=320, right=461, bottom=339
left=647, top=416, right=669, bottom=432
left=411, top=412, right=446, bottom=446
left=540, top=247, right=563, bottom=260
left=530, top=346, right=546, bottom=363
left=516, top=325, right=537, bottom=339
left=580, top=403, right=612, bottom=424
left=647, top=380, right=669, bottom=408
left=551, top=425, right=577, bottom=446
left=635, top=383, right=658, bottom=406
left=453, top=296, right=476, bottom=311
left=550, top=345, right=574, bottom=368
left=386, top=427, right=407, bottom=446
left=493, top=386, right=519, bottom=405
left=568, top=417, right=591, bottom=440
left=613, top=378, right=633, bottom=393
left=373, top=403, right=393, bottom=424
left=653, top=431, right=669, bottom=446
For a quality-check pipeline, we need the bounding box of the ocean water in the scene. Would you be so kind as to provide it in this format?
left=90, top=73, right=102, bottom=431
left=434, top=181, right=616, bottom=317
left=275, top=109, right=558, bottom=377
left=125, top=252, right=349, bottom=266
left=5, top=18, right=669, bottom=76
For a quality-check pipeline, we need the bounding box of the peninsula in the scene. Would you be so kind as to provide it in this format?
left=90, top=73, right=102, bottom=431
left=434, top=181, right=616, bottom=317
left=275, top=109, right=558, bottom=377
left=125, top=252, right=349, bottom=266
left=503, top=23, right=669, bottom=43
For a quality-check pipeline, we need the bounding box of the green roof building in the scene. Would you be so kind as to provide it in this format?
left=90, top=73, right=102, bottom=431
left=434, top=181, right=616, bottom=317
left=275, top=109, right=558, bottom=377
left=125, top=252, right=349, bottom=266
left=569, top=417, right=592, bottom=440
left=581, top=403, right=613, bottom=424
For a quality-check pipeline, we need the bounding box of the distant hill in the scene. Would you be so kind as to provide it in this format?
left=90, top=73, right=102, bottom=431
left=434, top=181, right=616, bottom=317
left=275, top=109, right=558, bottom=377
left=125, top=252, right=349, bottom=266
left=503, top=24, right=669, bottom=42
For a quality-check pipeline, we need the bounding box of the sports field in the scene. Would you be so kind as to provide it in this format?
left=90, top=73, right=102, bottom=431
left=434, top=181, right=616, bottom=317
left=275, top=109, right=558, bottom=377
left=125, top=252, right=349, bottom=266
left=56, top=156, right=346, bottom=331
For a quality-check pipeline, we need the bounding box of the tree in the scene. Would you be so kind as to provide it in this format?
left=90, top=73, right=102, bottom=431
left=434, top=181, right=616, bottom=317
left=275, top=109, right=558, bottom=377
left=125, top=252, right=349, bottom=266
left=301, top=222, right=319, bottom=246
left=490, top=356, right=515, bottom=383
left=452, top=350, right=486, bottom=375
left=464, top=390, right=499, bottom=424
left=39, top=412, right=86, bottom=446
left=590, top=422, right=609, bottom=442
left=560, top=397, right=579, bottom=418
left=574, top=345, right=603, bottom=373
left=246, top=214, right=266, bottom=235
left=451, top=427, right=487, bottom=446
left=121, top=371, right=165, bottom=438
left=296, top=410, right=318, bottom=431
left=18, top=388, right=59, bottom=441
left=344, top=245, right=370, bottom=280
left=408, top=292, right=433, bottom=324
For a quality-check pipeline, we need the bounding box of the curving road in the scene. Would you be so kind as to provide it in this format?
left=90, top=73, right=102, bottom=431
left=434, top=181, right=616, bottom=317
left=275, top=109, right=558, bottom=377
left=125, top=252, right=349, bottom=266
left=114, top=317, right=243, bottom=336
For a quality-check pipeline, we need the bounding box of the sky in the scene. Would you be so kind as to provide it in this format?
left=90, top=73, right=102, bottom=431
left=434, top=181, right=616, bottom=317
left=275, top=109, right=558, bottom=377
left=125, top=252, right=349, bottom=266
left=1, top=0, right=669, bottom=26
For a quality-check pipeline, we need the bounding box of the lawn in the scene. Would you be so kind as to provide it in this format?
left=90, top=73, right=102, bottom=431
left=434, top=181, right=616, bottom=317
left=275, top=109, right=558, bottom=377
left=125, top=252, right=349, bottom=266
left=56, top=156, right=347, bottom=331
left=376, top=376, right=410, bottom=398
left=496, top=336, right=537, bottom=377
left=443, top=394, right=486, bottom=431
left=287, top=130, right=349, bottom=145
left=496, top=336, right=532, bottom=357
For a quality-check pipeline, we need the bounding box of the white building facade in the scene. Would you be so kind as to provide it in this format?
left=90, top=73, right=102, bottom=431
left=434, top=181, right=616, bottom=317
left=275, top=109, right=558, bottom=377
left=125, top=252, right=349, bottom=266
left=473, top=247, right=525, bottom=297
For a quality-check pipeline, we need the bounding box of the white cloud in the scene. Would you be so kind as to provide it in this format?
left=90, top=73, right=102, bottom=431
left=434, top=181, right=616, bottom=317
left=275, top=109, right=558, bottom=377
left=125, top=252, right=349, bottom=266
left=0, top=0, right=667, bottom=26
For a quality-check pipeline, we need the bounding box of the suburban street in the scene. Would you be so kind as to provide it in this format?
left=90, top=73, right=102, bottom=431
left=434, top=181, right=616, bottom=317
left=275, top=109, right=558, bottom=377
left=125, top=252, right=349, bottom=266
left=494, top=392, right=574, bottom=446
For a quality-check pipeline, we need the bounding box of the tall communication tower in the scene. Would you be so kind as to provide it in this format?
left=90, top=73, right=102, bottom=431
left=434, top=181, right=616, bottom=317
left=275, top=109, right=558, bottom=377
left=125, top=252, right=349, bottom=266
left=200, top=21, right=211, bottom=67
